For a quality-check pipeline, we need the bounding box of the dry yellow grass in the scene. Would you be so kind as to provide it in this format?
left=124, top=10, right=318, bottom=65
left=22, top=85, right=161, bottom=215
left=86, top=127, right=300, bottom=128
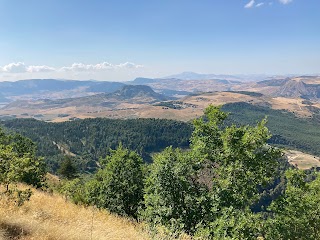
left=0, top=188, right=149, bottom=240
left=270, top=97, right=313, bottom=117
left=286, top=150, right=320, bottom=170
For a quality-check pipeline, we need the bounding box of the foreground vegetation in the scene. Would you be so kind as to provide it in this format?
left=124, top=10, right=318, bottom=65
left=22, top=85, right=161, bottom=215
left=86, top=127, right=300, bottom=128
left=0, top=185, right=148, bottom=240
left=1, top=105, right=320, bottom=239
left=59, top=106, right=320, bottom=239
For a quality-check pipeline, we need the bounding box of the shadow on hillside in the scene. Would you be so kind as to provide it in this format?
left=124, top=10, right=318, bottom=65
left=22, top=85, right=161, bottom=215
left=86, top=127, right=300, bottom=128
left=0, top=222, right=29, bottom=240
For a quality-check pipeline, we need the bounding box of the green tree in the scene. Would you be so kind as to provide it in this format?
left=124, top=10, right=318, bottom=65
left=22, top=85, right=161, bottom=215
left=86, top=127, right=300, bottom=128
left=265, top=169, right=320, bottom=240
left=0, top=128, right=46, bottom=205
left=85, top=144, right=145, bottom=218
left=191, top=105, right=282, bottom=209
left=143, top=105, right=282, bottom=238
left=0, top=129, right=46, bottom=190
left=194, top=207, right=262, bottom=240
left=59, top=178, right=87, bottom=204
left=191, top=105, right=282, bottom=239
left=143, top=147, right=212, bottom=234
left=58, top=156, right=78, bottom=179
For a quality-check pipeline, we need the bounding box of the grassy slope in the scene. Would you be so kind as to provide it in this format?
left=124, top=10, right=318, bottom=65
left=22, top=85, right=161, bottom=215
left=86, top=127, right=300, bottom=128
left=0, top=187, right=148, bottom=240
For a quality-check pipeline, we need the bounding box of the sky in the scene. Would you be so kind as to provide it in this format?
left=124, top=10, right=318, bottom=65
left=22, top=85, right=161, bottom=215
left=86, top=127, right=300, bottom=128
left=0, top=0, right=319, bottom=81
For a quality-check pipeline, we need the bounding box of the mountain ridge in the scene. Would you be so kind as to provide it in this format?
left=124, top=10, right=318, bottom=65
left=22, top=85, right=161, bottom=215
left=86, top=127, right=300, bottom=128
left=3, top=85, right=168, bottom=110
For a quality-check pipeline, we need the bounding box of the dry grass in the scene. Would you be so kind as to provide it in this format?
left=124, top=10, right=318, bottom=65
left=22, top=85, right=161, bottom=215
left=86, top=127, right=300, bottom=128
left=270, top=97, right=313, bottom=117
left=286, top=150, right=320, bottom=170
left=0, top=187, right=149, bottom=240
left=2, top=90, right=319, bottom=122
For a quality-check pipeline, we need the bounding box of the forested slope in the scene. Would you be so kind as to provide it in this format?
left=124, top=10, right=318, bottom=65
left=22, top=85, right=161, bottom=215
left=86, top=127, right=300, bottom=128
left=1, top=118, right=192, bottom=172
left=2, top=101, right=320, bottom=173
left=222, top=102, right=320, bottom=156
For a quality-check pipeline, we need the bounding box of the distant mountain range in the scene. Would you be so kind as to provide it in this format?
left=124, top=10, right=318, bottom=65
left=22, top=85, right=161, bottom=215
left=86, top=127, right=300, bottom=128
left=0, top=79, right=126, bottom=95
left=0, top=74, right=246, bottom=102
left=3, top=85, right=168, bottom=110
left=165, top=72, right=243, bottom=81
left=1, top=74, right=320, bottom=107
left=0, top=79, right=125, bottom=101
left=164, top=72, right=280, bottom=82
left=1, top=74, right=320, bottom=123
left=128, top=76, right=242, bottom=94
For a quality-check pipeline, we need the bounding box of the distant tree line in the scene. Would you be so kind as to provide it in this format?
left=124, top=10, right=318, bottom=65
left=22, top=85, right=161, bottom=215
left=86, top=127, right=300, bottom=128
left=222, top=102, right=320, bottom=156
left=2, top=118, right=192, bottom=173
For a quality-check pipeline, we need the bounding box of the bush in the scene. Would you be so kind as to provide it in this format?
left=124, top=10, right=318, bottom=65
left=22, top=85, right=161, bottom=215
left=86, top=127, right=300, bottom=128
left=85, top=145, right=145, bottom=218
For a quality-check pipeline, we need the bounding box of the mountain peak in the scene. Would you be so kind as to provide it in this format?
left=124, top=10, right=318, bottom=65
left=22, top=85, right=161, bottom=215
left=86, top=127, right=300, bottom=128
left=112, top=85, right=167, bottom=102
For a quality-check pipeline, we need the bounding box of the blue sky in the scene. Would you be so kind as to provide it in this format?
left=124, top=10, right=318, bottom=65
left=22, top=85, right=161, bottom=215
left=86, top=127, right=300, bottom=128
left=0, top=0, right=319, bottom=81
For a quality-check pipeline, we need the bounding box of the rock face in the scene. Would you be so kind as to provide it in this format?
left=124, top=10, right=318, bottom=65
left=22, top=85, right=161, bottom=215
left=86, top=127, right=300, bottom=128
left=276, top=80, right=309, bottom=98
left=255, top=77, right=320, bottom=100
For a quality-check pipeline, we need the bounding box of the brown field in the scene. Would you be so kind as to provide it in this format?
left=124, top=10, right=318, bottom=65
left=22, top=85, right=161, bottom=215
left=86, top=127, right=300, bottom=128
left=270, top=97, right=313, bottom=117
left=1, top=91, right=319, bottom=123
left=286, top=150, right=320, bottom=170
left=293, top=77, right=320, bottom=84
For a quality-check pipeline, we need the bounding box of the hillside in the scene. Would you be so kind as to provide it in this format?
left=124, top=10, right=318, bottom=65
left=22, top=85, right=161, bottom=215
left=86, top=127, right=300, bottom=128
left=250, top=76, right=320, bottom=100
left=0, top=85, right=169, bottom=121
left=1, top=77, right=320, bottom=124
left=129, top=77, right=242, bottom=95
left=1, top=104, right=320, bottom=240
left=222, top=102, right=320, bottom=156
left=2, top=102, right=320, bottom=172
left=0, top=185, right=149, bottom=240
left=1, top=117, right=192, bottom=172
left=3, top=85, right=167, bottom=109
left=110, top=85, right=167, bottom=102
left=0, top=79, right=125, bottom=101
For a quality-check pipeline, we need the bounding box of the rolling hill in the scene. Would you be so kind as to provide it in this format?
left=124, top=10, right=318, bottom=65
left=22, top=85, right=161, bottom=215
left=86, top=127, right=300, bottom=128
left=0, top=79, right=126, bottom=101
left=2, top=85, right=168, bottom=110
left=129, top=77, right=242, bottom=95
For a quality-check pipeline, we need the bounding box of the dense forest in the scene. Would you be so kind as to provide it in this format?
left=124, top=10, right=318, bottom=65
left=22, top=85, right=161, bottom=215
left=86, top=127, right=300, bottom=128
left=1, top=102, right=320, bottom=174
left=1, top=118, right=192, bottom=172
left=222, top=102, right=320, bottom=156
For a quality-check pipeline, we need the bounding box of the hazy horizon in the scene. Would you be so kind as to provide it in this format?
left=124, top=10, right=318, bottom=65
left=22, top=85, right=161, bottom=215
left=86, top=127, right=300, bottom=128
left=1, top=72, right=319, bottom=83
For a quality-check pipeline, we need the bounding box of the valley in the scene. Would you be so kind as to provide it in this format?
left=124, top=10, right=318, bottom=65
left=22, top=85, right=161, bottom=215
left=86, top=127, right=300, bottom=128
left=1, top=74, right=320, bottom=169
left=1, top=75, right=320, bottom=122
left=2, top=2, right=320, bottom=239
